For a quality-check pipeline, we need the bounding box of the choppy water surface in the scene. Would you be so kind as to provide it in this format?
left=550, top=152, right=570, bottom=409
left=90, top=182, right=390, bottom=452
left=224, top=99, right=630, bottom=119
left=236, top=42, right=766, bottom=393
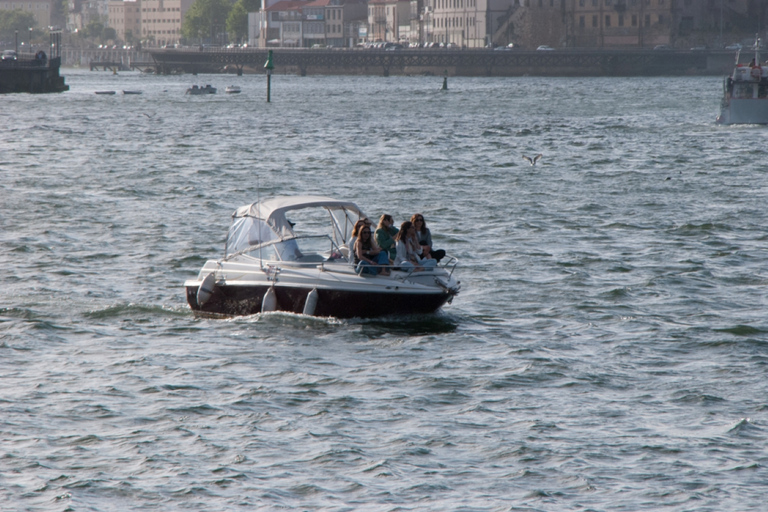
left=2, top=69, right=768, bottom=511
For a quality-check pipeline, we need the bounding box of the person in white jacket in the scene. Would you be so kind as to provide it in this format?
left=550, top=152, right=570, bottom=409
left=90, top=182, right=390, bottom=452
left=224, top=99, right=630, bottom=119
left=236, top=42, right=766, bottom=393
left=394, top=221, right=436, bottom=271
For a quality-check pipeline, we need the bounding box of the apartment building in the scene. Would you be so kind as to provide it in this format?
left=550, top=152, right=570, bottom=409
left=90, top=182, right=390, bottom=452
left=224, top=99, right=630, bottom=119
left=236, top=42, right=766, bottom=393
left=108, top=0, right=141, bottom=42
left=256, top=0, right=366, bottom=47
left=569, top=0, right=675, bottom=47
left=139, top=0, right=194, bottom=46
left=367, top=0, right=410, bottom=42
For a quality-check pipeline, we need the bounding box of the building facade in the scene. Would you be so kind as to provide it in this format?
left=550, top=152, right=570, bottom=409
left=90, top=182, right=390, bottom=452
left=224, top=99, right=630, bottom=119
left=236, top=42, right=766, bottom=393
left=107, top=0, right=141, bottom=42
left=256, top=0, right=366, bottom=47
left=367, top=0, right=410, bottom=42
left=139, top=0, right=193, bottom=46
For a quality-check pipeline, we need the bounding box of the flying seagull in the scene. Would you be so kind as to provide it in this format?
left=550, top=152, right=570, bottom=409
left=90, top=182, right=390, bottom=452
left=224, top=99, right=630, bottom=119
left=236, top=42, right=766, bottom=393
left=523, top=154, right=543, bottom=166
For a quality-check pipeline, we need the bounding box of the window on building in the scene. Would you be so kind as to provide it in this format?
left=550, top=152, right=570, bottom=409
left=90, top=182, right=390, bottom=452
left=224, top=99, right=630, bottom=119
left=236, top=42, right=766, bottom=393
left=605, top=14, right=610, bottom=26
left=658, top=14, right=664, bottom=24
left=644, top=13, right=650, bottom=25
left=592, top=14, right=597, bottom=26
left=631, top=14, right=637, bottom=26
left=579, top=0, right=584, bottom=5
left=605, top=0, right=611, bottom=5
left=618, top=14, right=623, bottom=26
left=579, top=15, right=585, bottom=27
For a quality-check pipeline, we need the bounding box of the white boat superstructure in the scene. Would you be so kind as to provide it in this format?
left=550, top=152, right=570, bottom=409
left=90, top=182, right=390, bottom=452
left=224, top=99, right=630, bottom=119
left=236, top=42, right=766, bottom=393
left=717, top=37, right=768, bottom=125
left=184, top=196, right=460, bottom=318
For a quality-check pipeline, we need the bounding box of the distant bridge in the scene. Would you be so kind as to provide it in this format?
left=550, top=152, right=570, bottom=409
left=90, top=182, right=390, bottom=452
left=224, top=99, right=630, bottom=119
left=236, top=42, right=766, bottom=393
left=148, top=47, right=734, bottom=77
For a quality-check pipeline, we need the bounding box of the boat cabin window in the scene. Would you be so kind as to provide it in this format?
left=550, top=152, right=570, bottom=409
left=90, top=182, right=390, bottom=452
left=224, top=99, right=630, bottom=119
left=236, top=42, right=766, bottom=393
left=733, top=83, right=755, bottom=99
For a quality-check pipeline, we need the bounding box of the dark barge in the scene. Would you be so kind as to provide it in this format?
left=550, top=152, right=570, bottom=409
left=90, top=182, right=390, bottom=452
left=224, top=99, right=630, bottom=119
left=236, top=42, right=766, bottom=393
left=0, top=32, right=68, bottom=94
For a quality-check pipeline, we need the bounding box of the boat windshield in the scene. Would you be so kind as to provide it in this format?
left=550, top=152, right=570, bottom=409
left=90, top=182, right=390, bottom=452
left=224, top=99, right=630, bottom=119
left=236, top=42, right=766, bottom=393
left=225, top=199, right=365, bottom=257
left=239, top=235, right=346, bottom=263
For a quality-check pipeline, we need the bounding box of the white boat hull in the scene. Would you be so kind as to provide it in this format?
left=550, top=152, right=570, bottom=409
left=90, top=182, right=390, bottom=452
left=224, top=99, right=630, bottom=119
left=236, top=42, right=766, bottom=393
left=718, top=98, right=768, bottom=125
left=184, top=259, right=460, bottom=318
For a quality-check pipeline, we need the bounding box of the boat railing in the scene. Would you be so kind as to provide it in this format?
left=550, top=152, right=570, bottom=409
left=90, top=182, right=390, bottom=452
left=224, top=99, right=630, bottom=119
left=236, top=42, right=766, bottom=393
left=351, top=254, right=459, bottom=278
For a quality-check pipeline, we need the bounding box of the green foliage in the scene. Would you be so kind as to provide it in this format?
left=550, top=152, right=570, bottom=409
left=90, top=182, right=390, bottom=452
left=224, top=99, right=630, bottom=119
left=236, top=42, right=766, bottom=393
left=0, top=9, right=37, bottom=41
left=226, top=1, right=247, bottom=43
left=85, top=20, right=104, bottom=40
left=103, top=27, right=116, bottom=41
left=182, top=0, right=234, bottom=41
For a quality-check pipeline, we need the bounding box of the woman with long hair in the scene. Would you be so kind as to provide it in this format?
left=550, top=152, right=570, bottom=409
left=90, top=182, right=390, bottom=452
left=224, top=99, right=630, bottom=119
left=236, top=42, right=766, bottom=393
left=411, top=213, right=445, bottom=262
left=355, top=223, right=390, bottom=276
left=374, top=214, right=398, bottom=262
left=394, top=221, right=436, bottom=271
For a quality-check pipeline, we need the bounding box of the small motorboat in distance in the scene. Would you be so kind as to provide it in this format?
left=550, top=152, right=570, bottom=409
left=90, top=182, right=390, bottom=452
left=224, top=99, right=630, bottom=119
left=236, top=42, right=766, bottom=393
left=185, top=84, right=217, bottom=95
left=717, top=36, right=768, bottom=125
left=225, top=85, right=241, bottom=94
left=122, top=90, right=143, bottom=95
left=95, top=90, right=116, bottom=95
left=184, top=196, right=461, bottom=318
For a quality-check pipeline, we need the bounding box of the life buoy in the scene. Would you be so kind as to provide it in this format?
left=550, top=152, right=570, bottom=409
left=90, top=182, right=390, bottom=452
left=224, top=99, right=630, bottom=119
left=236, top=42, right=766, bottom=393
left=751, top=66, right=761, bottom=79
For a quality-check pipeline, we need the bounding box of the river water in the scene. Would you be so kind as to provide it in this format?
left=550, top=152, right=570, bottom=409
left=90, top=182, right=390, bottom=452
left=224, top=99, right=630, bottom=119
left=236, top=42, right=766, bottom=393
left=2, top=68, right=768, bottom=511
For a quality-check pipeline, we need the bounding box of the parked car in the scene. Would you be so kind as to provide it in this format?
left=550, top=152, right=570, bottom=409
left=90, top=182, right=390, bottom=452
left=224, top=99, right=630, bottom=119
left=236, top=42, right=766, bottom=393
left=536, top=45, right=554, bottom=51
left=1, top=49, right=17, bottom=61
left=385, top=44, right=403, bottom=51
left=653, top=44, right=672, bottom=51
left=690, top=46, right=707, bottom=51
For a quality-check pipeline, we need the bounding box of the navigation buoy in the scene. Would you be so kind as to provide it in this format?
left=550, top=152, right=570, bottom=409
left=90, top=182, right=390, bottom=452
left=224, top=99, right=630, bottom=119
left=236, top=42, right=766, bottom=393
left=197, top=273, right=216, bottom=307
left=303, top=288, right=319, bottom=316
left=261, top=287, right=277, bottom=313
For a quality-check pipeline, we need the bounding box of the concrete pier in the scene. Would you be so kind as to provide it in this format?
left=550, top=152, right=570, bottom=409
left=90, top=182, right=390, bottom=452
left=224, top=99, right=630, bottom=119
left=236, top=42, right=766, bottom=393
left=0, top=55, right=69, bottom=94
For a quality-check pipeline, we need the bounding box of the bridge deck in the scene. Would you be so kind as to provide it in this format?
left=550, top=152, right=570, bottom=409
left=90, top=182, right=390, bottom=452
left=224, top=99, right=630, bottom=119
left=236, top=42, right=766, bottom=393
left=148, top=47, right=730, bottom=77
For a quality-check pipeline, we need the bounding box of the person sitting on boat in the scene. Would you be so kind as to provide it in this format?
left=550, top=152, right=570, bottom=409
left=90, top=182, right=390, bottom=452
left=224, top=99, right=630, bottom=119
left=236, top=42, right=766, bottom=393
left=374, top=214, right=398, bottom=262
left=411, top=213, right=446, bottom=263
left=355, top=225, right=389, bottom=276
left=348, top=218, right=377, bottom=256
left=394, top=221, right=437, bottom=271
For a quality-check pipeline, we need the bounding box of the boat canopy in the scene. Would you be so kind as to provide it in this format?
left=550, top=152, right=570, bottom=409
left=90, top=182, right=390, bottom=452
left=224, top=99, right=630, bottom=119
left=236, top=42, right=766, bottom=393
left=225, top=195, right=366, bottom=257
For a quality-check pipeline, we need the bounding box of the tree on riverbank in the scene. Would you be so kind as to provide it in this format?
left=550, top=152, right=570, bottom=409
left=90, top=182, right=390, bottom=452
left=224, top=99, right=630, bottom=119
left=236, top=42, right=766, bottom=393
left=226, top=0, right=260, bottom=44
left=182, top=0, right=233, bottom=44
left=0, top=10, right=36, bottom=43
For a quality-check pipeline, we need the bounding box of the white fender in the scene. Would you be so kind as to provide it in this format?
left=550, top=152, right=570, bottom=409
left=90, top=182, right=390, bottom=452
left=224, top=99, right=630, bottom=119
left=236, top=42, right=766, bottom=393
left=261, top=287, right=277, bottom=313
left=302, top=288, right=319, bottom=316
left=197, top=273, right=216, bottom=307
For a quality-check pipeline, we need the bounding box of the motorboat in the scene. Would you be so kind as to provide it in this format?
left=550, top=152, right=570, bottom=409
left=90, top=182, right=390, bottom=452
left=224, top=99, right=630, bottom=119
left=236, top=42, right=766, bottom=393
left=186, top=84, right=217, bottom=95
left=184, top=196, right=460, bottom=318
left=225, top=85, right=241, bottom=94
left=122, top=90, right=143, bottom=95
left=717, top=37, right=768, bottom=125
left=95, top=90, right=116, bottom=95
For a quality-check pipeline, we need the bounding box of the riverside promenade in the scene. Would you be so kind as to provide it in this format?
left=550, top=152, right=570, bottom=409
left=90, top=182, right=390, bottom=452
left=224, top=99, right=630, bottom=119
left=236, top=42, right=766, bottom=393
left=148, top=47, right=738, bottom=77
